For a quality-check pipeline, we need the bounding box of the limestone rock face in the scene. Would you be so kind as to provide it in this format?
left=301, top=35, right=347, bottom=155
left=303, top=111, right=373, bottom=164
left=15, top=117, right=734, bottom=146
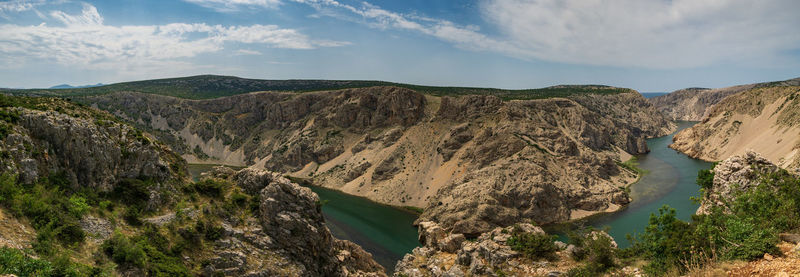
left=696, top=151, right=782, bottom=215
left=0, top=107, right=186, bottom=211
left=202, top=168, right=386, bottom=277
left=6, top=109, right=179, bottom=190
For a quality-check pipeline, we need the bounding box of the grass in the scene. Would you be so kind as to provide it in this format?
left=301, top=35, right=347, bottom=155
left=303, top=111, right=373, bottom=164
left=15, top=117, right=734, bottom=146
left=402, top=206, right=424, bottom=214
left=617, top=156, right=647, bottom=184
left=3, top=75, right=634, bottom=100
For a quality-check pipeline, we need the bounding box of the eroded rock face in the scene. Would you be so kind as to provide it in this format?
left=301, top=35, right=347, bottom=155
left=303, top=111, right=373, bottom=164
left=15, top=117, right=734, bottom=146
left=79, top=87, right=674, bottom=232
left=0, top=107, right=186, bottom=211
left=650, top=77, right=800, bottom=121
left=395, top=221, right=603, bottom=276
left=696, top=151, right=782, bottom=215
left=201, top=168, right=386, bottom=277
left=669, top=83, right=800, bottom=170
left=6, top=109, right=179, bottom=190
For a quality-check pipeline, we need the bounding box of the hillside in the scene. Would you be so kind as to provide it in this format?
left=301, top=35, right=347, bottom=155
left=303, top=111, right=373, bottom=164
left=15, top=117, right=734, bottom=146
left=0, top=95, right=384, bottom=276
left=4, top=75, right=631, bottom=100
left=670, top=83, right=800, bottom=169
left=649, top=77, right=800, bottom=121
left=73, top=84, right=675, bottom=235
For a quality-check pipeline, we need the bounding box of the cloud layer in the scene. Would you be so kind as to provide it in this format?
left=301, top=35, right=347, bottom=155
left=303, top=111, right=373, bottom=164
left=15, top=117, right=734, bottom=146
left=0, top=3, right=347, bottom=70
left=482, top=0, right=800, bottom=68
left=232, top=0, right=800, bottom=69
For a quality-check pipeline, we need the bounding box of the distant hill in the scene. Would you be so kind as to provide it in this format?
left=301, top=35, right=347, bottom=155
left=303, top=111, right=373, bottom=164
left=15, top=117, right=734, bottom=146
left=49, top=83, right=104, bottom=89
left=3, top=74, right=633, bottom=100
left=649, top=77, right=800, bottom=121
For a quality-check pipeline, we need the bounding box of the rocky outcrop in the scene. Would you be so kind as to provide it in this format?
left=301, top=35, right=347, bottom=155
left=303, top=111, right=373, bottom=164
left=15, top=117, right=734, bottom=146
left=394, top=221, right=617, bottom=276
left=78, top=86, right=674, bottom=233
left=671, top=83, right=800, bottom=169
left=0, top=104, right=186, bottom=211
left=201, top=168, right=386, bottom=276
left=696, top=151, right=784, bottom=215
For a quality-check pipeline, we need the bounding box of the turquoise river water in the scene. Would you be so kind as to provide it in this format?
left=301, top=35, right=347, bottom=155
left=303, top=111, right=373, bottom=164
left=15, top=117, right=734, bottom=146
left=187, top=121, right=711, bottom=270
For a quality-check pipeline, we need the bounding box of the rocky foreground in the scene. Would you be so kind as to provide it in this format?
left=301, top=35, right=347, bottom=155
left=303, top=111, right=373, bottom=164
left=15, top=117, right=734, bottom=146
left=393, top=221, right=614, bottom=276
left=79, top=85, right=674, bottom=234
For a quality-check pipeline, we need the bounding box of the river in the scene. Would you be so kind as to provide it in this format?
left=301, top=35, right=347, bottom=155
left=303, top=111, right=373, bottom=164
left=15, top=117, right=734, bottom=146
left=186, top=120, right=710, bottom=270
left=546, top=121, right=712, bottom=247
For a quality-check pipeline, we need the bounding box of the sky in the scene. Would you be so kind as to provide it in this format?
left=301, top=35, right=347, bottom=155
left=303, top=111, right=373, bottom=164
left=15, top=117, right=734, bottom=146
left=0, top=0, right=798, bottom=91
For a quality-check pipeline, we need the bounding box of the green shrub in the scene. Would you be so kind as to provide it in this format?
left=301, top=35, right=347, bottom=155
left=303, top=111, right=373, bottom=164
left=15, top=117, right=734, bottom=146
left=103, top=231, right=190, bottom=276
left=696, top=168, right=715, bottom=190
left=102, top=231, right=147, bottom=268
left=110, top=178, right=153, bottom=208
left=0, top=247, right=54, bottom=276
left=564, top=228, right=617, bottom=276
left=191, top=179, right=229, bottom=198
left=630, top=167, right=800, bottom=275
left=123, top=207, right=143, bottom=226
left=68, top=195, right=89, bottom=217
left=196, top=220, right=224, bottom=241
left=229, top=192, right=249, bottom=208
left=507, top=228, right=558, bottom=261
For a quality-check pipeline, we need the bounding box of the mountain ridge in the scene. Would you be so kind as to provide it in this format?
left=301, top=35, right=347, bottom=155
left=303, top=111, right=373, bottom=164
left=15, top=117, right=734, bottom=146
left=5, top=74, right=634, bottom=100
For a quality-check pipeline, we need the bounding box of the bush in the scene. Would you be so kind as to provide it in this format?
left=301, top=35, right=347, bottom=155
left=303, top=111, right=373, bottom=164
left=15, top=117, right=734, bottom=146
left=110, top=178, right=153, bottom=208
left=191, top=179, right=229, bottom=198
left=696, top=168, right=715, bottom=190
left=565, top=228, right=617, bottom=276
left=68, top=195, right=89, bottom=217
left=102, top=231, right=147, bottom=268
left=196, top=220, right=224, bottom=241
left=0, top=247, right=54, bottom=276
left=103, top=231, right=190, bottom=276
left=507, top=228, right=558, bottom=261
left=630, top=167, right=800, bottom=275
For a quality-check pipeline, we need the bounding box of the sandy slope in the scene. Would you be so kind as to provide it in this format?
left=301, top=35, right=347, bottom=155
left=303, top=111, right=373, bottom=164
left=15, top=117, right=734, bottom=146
left=671, top=85, right=800, bottom=170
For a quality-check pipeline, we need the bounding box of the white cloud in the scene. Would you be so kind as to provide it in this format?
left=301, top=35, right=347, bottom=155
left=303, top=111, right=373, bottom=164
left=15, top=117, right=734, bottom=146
left=481, top=0, right=800, bottom=68
left=235, top=49, right=262, bottom=55
left=182, top=0, right=281, bottom=12
left=0, top=4, right=349, bottom=70
left=50, top=3, right=103, bottom=26
left=285, top=0, right=800, bottom=69
left=0, top=0, right=38, bottom=13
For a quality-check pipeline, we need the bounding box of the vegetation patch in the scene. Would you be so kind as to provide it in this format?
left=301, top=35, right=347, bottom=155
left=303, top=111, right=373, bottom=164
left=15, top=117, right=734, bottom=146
left=623, top=167, right=800, bottom=276
left=507, top=226, right=558, bottom=261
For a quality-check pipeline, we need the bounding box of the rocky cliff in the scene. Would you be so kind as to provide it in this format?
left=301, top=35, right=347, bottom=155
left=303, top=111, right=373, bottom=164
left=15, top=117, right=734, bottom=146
left=671, top=83, right=800, bottom=169
left=696, top=151, right=784, bottom=215
left=648, top=77, right=800, bottom=121
left=78, top=85, right=674, bottom=234
left=393, top=221, right=620, bottom=276
left=0, top=96, right=185, bottom=210
left=0, top=95, right=384, bottom=276
left=196, top=167, right=386, bottom=276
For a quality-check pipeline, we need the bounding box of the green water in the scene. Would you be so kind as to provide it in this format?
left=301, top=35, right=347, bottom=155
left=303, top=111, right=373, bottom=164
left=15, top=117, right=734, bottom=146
left=547, top=121, right=712, bottom=247
left=306, top=185, right=420, bottom=271
left=186, top=164, right=420, bottom=271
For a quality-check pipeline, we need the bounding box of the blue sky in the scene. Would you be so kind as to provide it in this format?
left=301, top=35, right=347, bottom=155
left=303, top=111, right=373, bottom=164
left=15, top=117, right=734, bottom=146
left=0, top=0, right=798, bottom=91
